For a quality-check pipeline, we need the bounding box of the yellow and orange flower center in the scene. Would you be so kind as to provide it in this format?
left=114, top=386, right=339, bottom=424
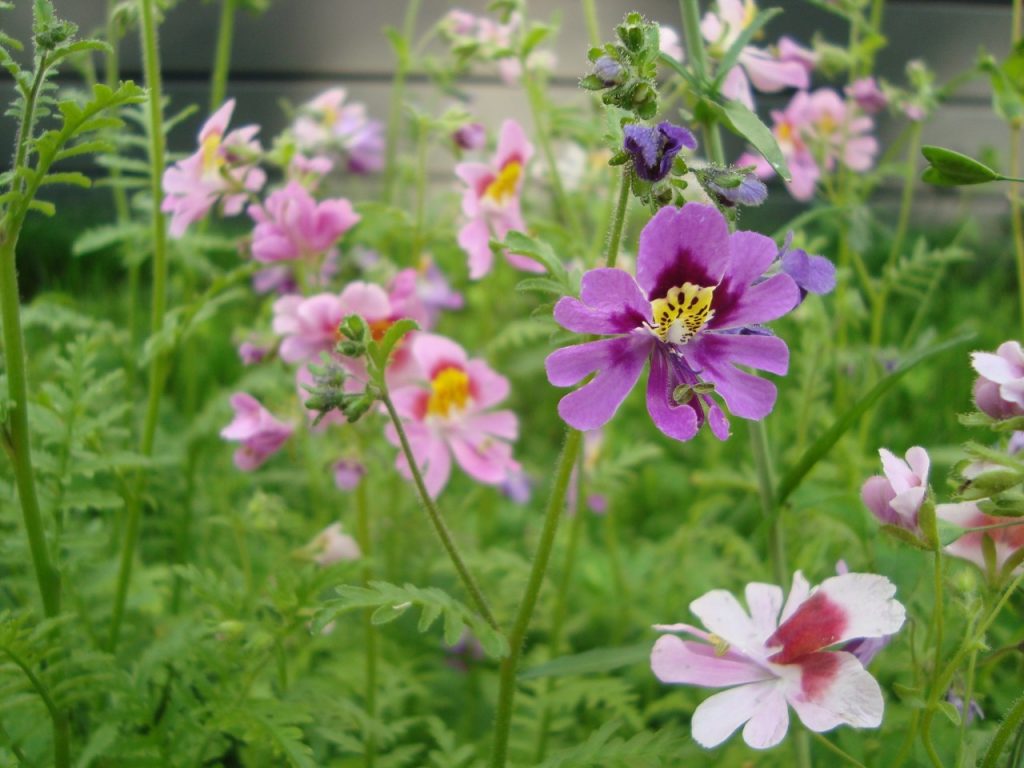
left=817, top=113, right=837, bottom=136
left=369, top=318, right=394, bottom=341
left=483, top=161, right=522, bottom=204
left=776, top=121, right=793, bottom=144
left=649, top=283, right=716, bottom=344
left=741, top=0, right=758, bottom=29
left=200, top=132, right=224, bottom=177
left=427, top=366, right=471, bottom=417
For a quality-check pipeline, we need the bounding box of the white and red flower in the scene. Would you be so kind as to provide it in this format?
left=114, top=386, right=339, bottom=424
left=652, top=571, right=905, bottom=749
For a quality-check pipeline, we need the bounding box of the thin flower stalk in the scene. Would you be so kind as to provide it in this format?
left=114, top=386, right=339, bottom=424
left=356, top=468, right=378, bottom=768
left=109, top=0, right=170, bottom=651
left=383, top=0, right=421, bottom=203
left=209, top=0, right=236, bottom=113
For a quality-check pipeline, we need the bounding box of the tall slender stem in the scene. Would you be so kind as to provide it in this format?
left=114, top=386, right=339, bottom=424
left=981, top=694, right=1024, bottom=768
left=356, top=474, right=377, bottom=768
left=679, top=0, right=725, bottom=164
left=605, top=168, right=630, bottom=268
left=581, top=0, right=601, bottom=47
left=751, top=421, right=786, bottom=585
left=490, top=427, right=582, bottom=768
left=383, top=0, right=421, bottom=203
left=379, top=392, right=499, bottom=631
left=109, top=0, right=170, bottom=651
left=209, top=0, right=236, bottom=112
left=2, top=647, right=70, bottom=768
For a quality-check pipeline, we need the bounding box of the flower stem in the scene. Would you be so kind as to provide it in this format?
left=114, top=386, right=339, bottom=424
left=955, top=644, right=978, bottom=767
left=383, top=0, right=420, bottom=204
left=490, top=427, right=583, bottom=768
left=356, top=471, right=377, bottom=768
left=208, top=0, right=237, bottom=112
left=605, top=168, right=631, bottom=268
left=379, top=392, right=499, bottom=631
left=679, top=0, right=725, bottom=165
left=930, top=549, right=944, bottom=681
left=981, top=694, right=1024, bottom=768
left=109, top=0, right=170, bottom=652
left=750, top=420, right=786, bottom=586
left=2, top=646, right=70, bottom=768
left=811, top=732, right=866, bottom=768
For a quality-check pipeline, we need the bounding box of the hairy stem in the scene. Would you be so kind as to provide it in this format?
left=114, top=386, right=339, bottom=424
left=379, top=392, right=499, bottom=631
left=209, top=0, right=236, bottom=111
left=605, top=168, right=631, bottom=268
left=981, top=694, right=1024, bottom=768
left=490, top=427, right=583, bottom=768
left=109, top=0, right=170, bottom=651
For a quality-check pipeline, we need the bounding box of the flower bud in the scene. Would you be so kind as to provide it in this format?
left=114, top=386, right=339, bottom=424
left=593, top=55, right=624, bottom=86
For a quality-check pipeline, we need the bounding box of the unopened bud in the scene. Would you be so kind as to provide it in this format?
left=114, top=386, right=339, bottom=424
left=593, top=55, right=624, bottom=86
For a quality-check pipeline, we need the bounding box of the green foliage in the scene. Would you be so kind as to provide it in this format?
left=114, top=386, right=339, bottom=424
left=921, top=145, right=1004, bottom=186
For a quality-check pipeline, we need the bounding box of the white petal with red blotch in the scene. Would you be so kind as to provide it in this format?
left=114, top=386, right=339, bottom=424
left=651, top=635, right=772, bottom=687
left=745, top=582, right=784, bottom=641
left=465, top=359, right=510, bottom=410
left=781, top=651, right=885, bottom=732
left=689, top=589, right=767, bottom=661
left=412, top=333, right=469, bottom=380
left=691, top=680, right=788, bottom=749
left=779, top=571, right=811, bottom=624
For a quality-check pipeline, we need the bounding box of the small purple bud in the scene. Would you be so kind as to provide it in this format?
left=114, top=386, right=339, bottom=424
left=779, top=231, right=836, bottom=298
left=453, top=122, right=486, bottom=151
left=238, top=341, right=268, bottom=366
left=500, top=469, right=532, bottom=504
left=623, top=121, right=697, bottom=182
left=846, top=77, right=887, bottom=114
left=593, top=55, right=624, bottom=86
left=707, top=172, right=767, bottom=207
left=333, top=459, right=367, bottom=491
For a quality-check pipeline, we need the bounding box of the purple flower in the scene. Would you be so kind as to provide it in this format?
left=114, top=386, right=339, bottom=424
left=846, top=77, right=888, bottom=115
left=220, top=393, right=293, bottom=471
left=333, top=459, right=367, bottom=491
left=593, top=55, right=624, bottom=86
left=453, top=122, right=486, bottom=151
left=778, top=232, right=836, bottom=298
left=861, top=446, right=930, bottom=533
left=705, top=169, right=768, bottom=207
left=499, top=469, right=532, bottom=504
left=545, top=204, right=799, bottom=441
left=623, top=122, right=697, bottom=182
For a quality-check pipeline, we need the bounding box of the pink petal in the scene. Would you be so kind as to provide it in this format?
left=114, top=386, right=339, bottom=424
left=459, top=217, right=494, bottom=280
left=645, top=349, right=699, bottom=441
left=495, top=118, right=533, bottom=168
left=339, top=281, right=391, bottom=321
left=689, top=588, right=765, bottom=660
left=691, top=680, right=787, bottom=749
left=464, top=410, right=518, bottom=440
left=466, top=359, right=510, bottom=409
left=413, top=333, right=468, bottom=380
left=740, top=48, right=810, bottom=92
left=779, top=570, right=811, bottom=624
left=651, top=635, right=771, bottom=687
left=553, top=268, right=651, bottom=335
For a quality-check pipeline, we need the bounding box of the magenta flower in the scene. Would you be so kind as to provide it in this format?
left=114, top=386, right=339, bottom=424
left=385, top=333, right=519, bottom=498
left=936, top=501, right=1024, bottom=576
left=701, top=0, right=811, bottom=109
left=545, top=204, right=799, bottom=441
left=249, top=181, right=359, bottom=263
left=453, top=122, right=487, bottom=151
left=333, top=459, right=367, bottom=491
left=220, top=393, right=293, bottom=471
left=162, top=99, right=266, bottom=238
left=456, top=119, right=543, bottom=279
left=861, top=446, right=930, bottom=533
left=309, top=522, right=361, bottom=566
left=651, top=571, right=906, bottom=749
left=972, top=341, right=1024, bottom=419
left=292, top=88, right=384, bottom=174
left=846, top=77, right=888, bottom=114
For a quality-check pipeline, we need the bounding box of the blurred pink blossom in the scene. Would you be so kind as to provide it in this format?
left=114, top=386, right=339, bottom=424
left=292, top=88, right=384, bottom=174
left=861, top=446, right=930, bottom=533
left=972, top=341, right=1024, bottom=419
left=220, top=393, right=293, bottom=471
left=250, top=181, right=359, bottom=263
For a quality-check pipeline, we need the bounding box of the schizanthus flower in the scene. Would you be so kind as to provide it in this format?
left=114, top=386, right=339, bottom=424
left=623, top=122, right=697, bottom=182
left=220, top=393, right=293, bottom=471
left=545, top=204, right=799, bottom=441
left=651, top=571, right=906, bottom=749
left=972, top=341, right=1024, bottom=419
left=861, top=446, right=930, bottom=534
left=937, top=501, right=1024, bottom=577
left=249, top=181, right=360, bottom=263
left=162, top=99, right=266, bottom=237
left=456, top=119, right=543, bottom=279
left=386, top=334, right=520, bottom=497
left=292, top=88, right=384, bottom=174
left=309, top=522, right=361, bottom=566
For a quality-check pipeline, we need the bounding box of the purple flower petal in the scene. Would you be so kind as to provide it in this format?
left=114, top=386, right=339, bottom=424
left=637, top=204, right=730, bottom=301
left=781, top=248, right=837, bottom=295
left=546, top=335, right=652, bottom=431
left=689, top=334, right=788, bottom=420
left=553, top=268, right=651, bottom=334
left=646, top=349, right=700, bottom=441
left=712, top=274, right=800, bottom=330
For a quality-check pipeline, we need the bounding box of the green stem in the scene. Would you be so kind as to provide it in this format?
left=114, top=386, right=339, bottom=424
left=811, top=732, right=866, bottom=768
left=10, top=59, right=48, bottom=193
left=1013, top=126, right=1024, bottom=339
left=751, top=421, right=786, bottom=585
left=679, top=0, right=726, bottom=166
left=383, top=0, right=421, bottom=203
left=379, top=392, right=499, bottom=631
left=2, top=647, right=69, bottom=768
left=981, top=694, right=1024, bottom=768
left=581, top=0, right=601, bottom=47
left=523, top=69, right=583, bottom=243
left=356, top=473, right=377, bottom=768
left=109, top=0, right=170, bottom=652
left=955, top=645, right=978, bottom=767
left=412, top=119, right=428, bottom=259
left=931, top=549, right=944, bottom=681
left=490, top=427, right=583, bottom=768
left=605, top=168, right=631, bottom=268
left=921, top=567, right=1024, bottom=763
left=209, top=0, right=236, bottom=112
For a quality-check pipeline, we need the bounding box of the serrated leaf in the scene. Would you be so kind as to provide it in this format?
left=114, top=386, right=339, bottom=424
left=499, top=230, right=567, bottom=279
left=39, top=171, right=90, bottom=188
left=73, top=222, right=147, bottom=256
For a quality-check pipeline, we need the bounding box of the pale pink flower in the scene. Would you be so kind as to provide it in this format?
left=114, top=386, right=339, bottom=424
left=162, top=99, right=266, bottom=237
left=456, top=119, right=542, bottom=279
left=454, top=122, right=487, bottom=151
left=659, top=25, right=684, bottom=61
left=310, top=522, right=361, bottom=566
left=333, top=459, right=367, bottom=491
left=238, top=340, right=268, bottom=366
left=861, top=446, right=930, bottom=533
left=292, top=88, right=384, bottom=174
left=846, top=77, right=888, bottom=114
left=701, top=0, right=810, bottom=109
left=652, top=571, right=905, bottom=749
left=385, top=334, right=519, bottom=498
left=936, top=501, right=1024, bottom=576
left=249, top=181, right=360, bottom=263
left=972, top=341, right=1024, bottom=419
left=220, top=393, right=293, bottom=471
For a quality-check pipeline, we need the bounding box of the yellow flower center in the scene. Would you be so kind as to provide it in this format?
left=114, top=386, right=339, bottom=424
left=322, top=104, right=338, bottom=129
left=776, top=121, right=793, bottom=144
left=201, top=132, right=224, bottom=177
left=741, top=0, right=758, bottom=29
left=649, top=283, right=716, bottom=344
left=484, top=161, right=522, bottom=204
left=817, top=113, right=837, bottom=136
left=427, top=366, right=471, bottom=417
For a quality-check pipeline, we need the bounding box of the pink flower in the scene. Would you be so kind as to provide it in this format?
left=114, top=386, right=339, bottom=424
left=651, top=571, right=905, bottom=749
left=310, top=522, right=361, bottom=566
left=861, top=446, right=930, bottom=533
left=238, top=340, right=268, bottom=366
left=162, top=99, right=267, bottom=237
left=453, top=122, right=487, bottom=151
left=659, top=25, right=684, bottom=61
left=333, top=459, right=367, bottom=491
left=846, top=77, right=888, bottom=114
left=456, top=119, right=543, bottom=279
left=702, top=0, right=811, bottom=109
left=249, top=181, right=360, bottom=263
left=220, top=393, right=293, bottom=471
left=292, top=88, right=384, bottom=174
left=936, top=501, right=1024, bottom=577
left=972, top=341, right=1024, bottom=419
left=386, top=334, right=519, bottom=498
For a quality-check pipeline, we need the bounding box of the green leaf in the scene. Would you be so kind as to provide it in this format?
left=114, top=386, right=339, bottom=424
left=921, top=145, right=1002, bottom=186
left=776, top=331, right=975, bottom=506
left=521, top=23, right=551, bottom=57
left=519, top=644, right=649, bottom=680
left=499, top=230, right=567, bottom=279
left=370, top=318, right=419, bottom=375
left=72, top=222, right=147, bottom=257
left=39, top=171, right=91, bottom=188
left=28, top=198, right=55, bottom=216
left=980, top=51, right=1024, bottom=122
left=706, top=99, right=790, bottom=180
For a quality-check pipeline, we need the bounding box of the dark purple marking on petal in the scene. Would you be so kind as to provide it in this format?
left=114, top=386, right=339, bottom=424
left=636, top=204, right=730, bottom=302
